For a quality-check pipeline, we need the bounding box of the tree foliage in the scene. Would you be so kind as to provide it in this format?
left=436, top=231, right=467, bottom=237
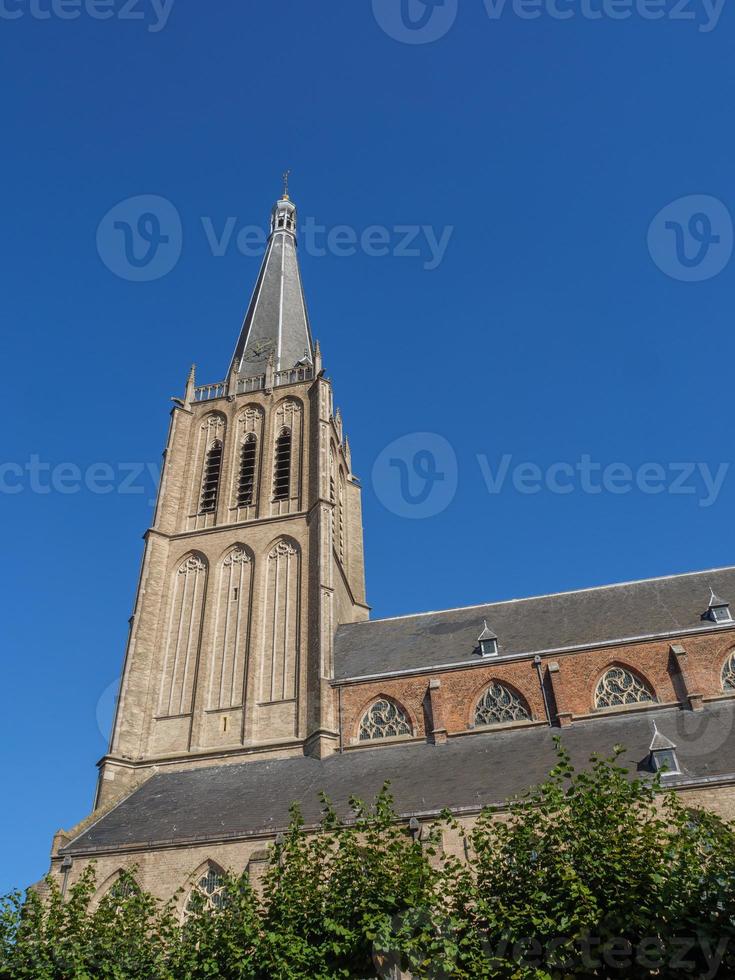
left=2, top=742, right=735, bottom=978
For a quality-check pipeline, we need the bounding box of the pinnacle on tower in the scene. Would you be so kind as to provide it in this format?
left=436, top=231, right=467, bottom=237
left=228, top=183, right=313, bottom=381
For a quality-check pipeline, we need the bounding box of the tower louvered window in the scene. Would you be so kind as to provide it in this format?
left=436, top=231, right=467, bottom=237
left=329, top=465, right=336, bottom=542
left=338, top=474, right=345, bottom=562
left=237, top=434, right=257, bottom=507
left=273, top=428, right=291, bottom=500
left=199, top=440, right=223, bottom=514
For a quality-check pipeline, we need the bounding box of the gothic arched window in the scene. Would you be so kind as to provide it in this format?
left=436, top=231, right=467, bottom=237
left=594, top=666, right=655, bottom=710
left=159, top=554, right=208, bottom=717
left=273, top=428, right=292, bottom=500
left=237, top=434, right=258, bottom=507
left=474, top=683, right=530, bottom=727
left=200, top=439, right=223, bottom=514
left=186, top=865, right=227, bottom=915
left=261, top=539, right=300, bottom=703
left=104, top=873, right=140, bottom=909
left=209, top=546, right=253, bottom=711
left=359, top=699, right=412, bottom=741
left=329, top=447, right=337, bottom=548
left=338, top=472, right=346, bottom=562
left=722, top=652, right=735, bottom=691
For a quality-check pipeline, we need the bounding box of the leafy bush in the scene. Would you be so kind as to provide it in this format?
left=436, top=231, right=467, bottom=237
left=2, top=742, right=734, bottom=979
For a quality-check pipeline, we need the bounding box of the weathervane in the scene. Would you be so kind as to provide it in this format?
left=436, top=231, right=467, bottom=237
left=282, top=169, right=291, bottom=200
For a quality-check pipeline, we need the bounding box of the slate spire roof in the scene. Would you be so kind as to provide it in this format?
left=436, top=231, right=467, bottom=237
left=228, top=191, right=313, bottom=380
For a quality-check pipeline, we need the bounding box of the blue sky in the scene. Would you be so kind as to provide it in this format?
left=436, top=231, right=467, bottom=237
left=2, top=0, right=734, bottom=893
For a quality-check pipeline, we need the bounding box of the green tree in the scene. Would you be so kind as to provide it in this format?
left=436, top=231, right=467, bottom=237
left=444, top=741, right=735, bottom=978
left=2, top=743, right=734, bottom=979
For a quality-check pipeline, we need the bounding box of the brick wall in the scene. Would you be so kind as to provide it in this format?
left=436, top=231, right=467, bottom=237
left=338, top=630, right=735, bottom=741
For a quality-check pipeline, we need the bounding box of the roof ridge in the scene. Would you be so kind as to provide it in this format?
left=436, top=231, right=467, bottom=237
left=344, top=564, right=735, bottom=628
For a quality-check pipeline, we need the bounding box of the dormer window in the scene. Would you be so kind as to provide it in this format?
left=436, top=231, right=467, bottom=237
left=477, top=621, right=498, bottom=658
left=708, top=591, right=732, bottom=624
left=648, top=725, right=680, bottom=776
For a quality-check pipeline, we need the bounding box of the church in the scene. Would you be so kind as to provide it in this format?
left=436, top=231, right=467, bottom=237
left=48, top=188, right=735, bottom=910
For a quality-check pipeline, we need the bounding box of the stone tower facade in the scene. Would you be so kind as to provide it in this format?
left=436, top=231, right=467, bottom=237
left=48, top=193, right=735, bottom=908
left=97, top=192, right=369, bottom=809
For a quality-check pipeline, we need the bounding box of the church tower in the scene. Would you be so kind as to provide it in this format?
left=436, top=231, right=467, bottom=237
left=98, top=188, right=369, bottom=809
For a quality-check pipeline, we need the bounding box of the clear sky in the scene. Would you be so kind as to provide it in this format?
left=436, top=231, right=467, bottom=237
left=2, top=0, right=734, bottom=894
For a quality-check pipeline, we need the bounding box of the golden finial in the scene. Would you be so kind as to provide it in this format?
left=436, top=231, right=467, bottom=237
left=282, top=169, right=291, bottom=200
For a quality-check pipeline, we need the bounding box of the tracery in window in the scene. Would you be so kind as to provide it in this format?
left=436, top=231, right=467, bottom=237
left=109, top=877, right=139, bottom=902
left=594, top=666, right=655, bottom=710
left=186, top=866, right=227, bottom=914
left=722, top=651, right=735, bottom=691
left=359, top=699, right=412, bottom=741
left=474, top=683, right=530, bottom=727
left=101, top=873, right=140, bottom=910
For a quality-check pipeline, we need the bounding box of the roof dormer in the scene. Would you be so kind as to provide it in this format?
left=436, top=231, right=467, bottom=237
left=708, top=590, right=732, bottom=625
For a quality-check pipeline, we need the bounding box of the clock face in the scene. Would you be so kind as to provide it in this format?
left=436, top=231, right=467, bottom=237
left=244, top=339, right=275, bottom=362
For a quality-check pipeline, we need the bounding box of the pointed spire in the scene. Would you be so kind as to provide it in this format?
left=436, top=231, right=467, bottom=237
left=228, top=184, right=313, bottom=381
left=313, top=339, right=323, bottom=374
left=184, top=363, right=196, bottom=406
